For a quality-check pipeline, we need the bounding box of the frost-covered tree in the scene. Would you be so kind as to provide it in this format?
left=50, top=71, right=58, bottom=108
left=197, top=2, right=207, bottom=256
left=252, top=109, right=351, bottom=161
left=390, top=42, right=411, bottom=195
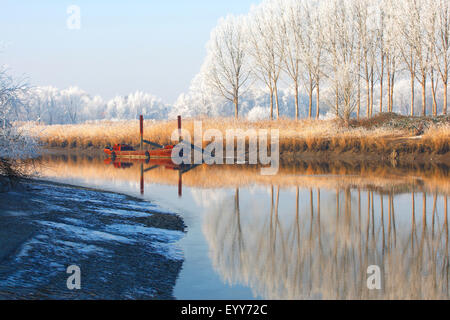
left=0, top=68, right=26, bottom=127
left=383, top=0, right=400, bottom=113
left=324, top=0, right=358, bottom=117
left=0, top=67, right=38, bottom=186
left=11, top=86, right=170, bottom=124
left=205, top=15, right=251, bottom=119
left=335, top=62, right=360, bottom=122
left=171, top=70, right=222, bottom=118
left=352, top=0, right=378, bottom=117
left=280, top=0, right=302, bottom=119
left=176, top=0, right=449, bottom=120
left=248, top=0, right=285, bottom=120
left=397, top=0, right=420, bottom=116
left=59, top=87, right=88, bottom=124
left=374, top=4, right=386, bottom=114
left=411, top=0, right=432, bottom=116
left=297, top=0, right=325, bottom=119
left=431, top=0, right=449, bottom=115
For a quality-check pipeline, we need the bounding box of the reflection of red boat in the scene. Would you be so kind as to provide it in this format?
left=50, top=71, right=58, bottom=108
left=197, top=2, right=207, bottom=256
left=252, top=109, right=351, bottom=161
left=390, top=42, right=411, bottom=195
left=104, top=157, right=200, bottom=197
left=103, top=157, right=180, bottom=170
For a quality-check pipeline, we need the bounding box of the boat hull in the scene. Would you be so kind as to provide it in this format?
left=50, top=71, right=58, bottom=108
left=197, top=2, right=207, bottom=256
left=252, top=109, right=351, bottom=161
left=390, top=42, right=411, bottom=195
left=104, top=147, right=174, bottom=159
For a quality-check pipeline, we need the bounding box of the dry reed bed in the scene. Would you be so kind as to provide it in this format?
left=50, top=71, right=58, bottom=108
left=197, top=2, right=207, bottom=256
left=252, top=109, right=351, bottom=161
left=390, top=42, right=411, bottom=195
left=25, top=114, right=450, bottom=156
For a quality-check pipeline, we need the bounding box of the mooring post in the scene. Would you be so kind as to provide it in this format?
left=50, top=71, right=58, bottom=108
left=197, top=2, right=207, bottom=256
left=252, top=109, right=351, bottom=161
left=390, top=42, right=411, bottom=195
left=140, top=163, right=144, bottom=195
left=140, top=115, right=144, bottom=151
left=177, top=115, right=182, bottom=142
left=178, top=170, right=182, bottom=197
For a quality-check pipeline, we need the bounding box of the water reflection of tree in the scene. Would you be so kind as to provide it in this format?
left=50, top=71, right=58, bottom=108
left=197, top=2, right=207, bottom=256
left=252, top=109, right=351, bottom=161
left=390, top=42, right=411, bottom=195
left=203, top=187, right=450, bottom=299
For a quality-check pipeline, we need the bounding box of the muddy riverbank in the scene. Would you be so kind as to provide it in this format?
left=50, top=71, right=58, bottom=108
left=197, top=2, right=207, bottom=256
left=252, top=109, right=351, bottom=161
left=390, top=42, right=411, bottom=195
left=0, top=179, right=185, bottom=299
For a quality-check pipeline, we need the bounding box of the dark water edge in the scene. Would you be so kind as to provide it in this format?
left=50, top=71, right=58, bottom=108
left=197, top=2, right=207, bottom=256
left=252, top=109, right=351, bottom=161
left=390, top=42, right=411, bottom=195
left=0, top=179, right=185, bottom=300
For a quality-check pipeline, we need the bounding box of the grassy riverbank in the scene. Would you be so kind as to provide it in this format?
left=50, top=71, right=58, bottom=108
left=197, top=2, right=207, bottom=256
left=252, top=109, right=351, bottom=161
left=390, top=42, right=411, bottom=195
left=25, top=113, right=450, bottom=163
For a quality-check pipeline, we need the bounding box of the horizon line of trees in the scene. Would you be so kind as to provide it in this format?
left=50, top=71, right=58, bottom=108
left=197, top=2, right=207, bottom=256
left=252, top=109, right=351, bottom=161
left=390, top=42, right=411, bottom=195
left=201, top=0, right=449, bottom=120
left=7, top=85, right=170, bottom=125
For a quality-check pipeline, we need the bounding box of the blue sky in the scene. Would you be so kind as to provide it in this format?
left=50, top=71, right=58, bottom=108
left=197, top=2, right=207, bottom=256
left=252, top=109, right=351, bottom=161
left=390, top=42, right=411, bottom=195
left=0, top=0, right=257, bottom=103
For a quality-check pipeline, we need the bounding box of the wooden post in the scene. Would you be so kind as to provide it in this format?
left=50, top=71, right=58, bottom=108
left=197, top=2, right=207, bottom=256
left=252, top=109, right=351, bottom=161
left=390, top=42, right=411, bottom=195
left=177, top=115, right=182, bottom=142
left=140, top=163, right=144, bottom=195
left=140, top=115, right=144, bottom=151
left=178, top=170, right=182, bottom=197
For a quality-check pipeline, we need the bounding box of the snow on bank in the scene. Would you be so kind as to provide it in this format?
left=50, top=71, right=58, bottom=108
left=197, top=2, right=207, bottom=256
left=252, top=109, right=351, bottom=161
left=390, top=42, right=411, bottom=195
left=0, top=180, right=185, bottom=299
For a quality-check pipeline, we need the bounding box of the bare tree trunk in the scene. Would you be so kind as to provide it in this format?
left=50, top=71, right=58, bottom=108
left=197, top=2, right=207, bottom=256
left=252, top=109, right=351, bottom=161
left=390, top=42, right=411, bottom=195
left=294, top=79, right=299, bottom=121
left=410, top=73, right=415, bottom=116
left=269, top=88, right=274, bottom=120
left=234, top=96, right=239, bottom=119
left=444, top=62, right=449, bottom=115
left=357, top=50, right=361, bottom=120
left=431, top=69, right=437, bottom=116
left=370, top=71, right=374, bottom=117
left=316, top=82, right=320, bottom=119
left=421, top=74, right=426, bottom=116
left=366, top=78, right=370, bottom=118
left=387, top=68, right=391, bottom=113
left=335, top=87, right=339, bottom=117
left=308, top=79, right=313, bottom=119
left=390, top=72, right=395, bottom=112
left=274, top=83, right=280, bottom=120
left=379, top=57, right=384, bottom=113
left=444, top=81, right=448, bottom=115
left=357, top=74, right=361, bottom=119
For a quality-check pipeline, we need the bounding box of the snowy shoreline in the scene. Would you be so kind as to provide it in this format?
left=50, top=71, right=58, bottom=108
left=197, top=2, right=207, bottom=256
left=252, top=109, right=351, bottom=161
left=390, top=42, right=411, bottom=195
left=0, top=178, right=185, bottom=299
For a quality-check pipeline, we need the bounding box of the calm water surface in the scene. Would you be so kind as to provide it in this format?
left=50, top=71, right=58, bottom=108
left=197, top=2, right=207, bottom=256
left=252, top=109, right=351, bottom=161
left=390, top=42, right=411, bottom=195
left=37, top=154, right=450, bottom=299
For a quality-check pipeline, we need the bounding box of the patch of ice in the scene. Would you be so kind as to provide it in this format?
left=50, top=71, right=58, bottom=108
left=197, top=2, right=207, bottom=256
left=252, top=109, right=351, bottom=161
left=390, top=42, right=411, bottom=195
left=96, top=208, right=152, bottom=218
left=15, top=238, right=43, bottom=259
left=56, top=240, right=112, bottom=256
left=2, top=210, right=29, bottom=217
left=105, top=224, right=184, bottom=242
left=104, top=224, right=184, bottom=261
left=48, top=262, right=65, bottom=269
left=37, top=221, right=134, bottom=244
left=61, top=217, right=83, bottom=225
left=115, top=202, right=158, bottom=211
left=151, top=241, right=184, bottom=261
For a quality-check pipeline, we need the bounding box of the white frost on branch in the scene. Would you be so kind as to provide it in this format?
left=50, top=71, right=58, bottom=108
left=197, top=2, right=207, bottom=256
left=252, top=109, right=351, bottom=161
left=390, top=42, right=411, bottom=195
left=0, top=67, right=38, bottom=160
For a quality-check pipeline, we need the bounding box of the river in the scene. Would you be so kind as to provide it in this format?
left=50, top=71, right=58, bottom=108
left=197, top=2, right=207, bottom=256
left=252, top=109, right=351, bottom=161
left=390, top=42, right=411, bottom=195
left=28, top=153, right=450, bottom=299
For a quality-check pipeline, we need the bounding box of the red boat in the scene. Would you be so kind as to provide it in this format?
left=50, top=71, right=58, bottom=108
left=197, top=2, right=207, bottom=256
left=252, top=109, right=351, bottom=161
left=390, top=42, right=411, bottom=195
left=103, top=143, right=174, bottom=160
left=103, top=115, right=179, bottom=160
left=103, top=115, right=204, bottom=197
